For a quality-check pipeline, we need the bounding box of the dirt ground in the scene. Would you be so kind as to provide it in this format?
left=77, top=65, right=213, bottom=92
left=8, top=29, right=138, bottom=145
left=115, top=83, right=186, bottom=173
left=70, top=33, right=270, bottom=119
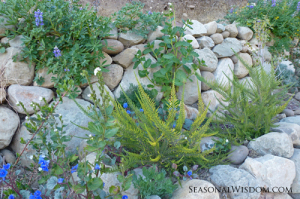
left=79, top=0, right=248, bottom=23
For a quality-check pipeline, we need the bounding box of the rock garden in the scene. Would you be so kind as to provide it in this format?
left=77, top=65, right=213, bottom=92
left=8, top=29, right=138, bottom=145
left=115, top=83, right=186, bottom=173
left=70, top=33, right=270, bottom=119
left=0, top=0, right=300, bottom=198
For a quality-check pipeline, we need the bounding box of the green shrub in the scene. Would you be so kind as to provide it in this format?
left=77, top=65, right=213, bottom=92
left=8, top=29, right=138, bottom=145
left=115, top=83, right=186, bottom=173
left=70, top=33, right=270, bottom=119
left=224, top=0, right=300, bottom=54
left=116, top=83, right=159, bottom=109
left=0, top=0, right=111, bottom=87
left=113, top=79, right=227, bottom=171
left=132, top=166, right=177, bottom=199
left=197, top=55, right=292, bottom=142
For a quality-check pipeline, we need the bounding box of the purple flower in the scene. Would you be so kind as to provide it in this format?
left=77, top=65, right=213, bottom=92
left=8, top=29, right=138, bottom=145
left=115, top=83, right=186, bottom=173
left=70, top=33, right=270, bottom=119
left=58, top=178, right=64, bottom=183
left=230, top=8, right=233, bottom=13
left=103, top=182, right=105, bottom=187
left=34, top=9, right=43, bottom=26
left=249, top=5, right=254, bottom=8
left=53, top=46, right=61, bottom=58
left=71, top=164, right=78, bottom=173
left=79, top=7, right=83, bottom=10
left=148, top=11, right=153, bottom=15
left=257, top=20, right=261, bottom=22
left=297, top=1, right=300, bottom=12
left=126, top=110, right=131, bottom=114
left=272, top=0, right=276, bottom=7
left=3, top=163, right=10, bottom=170
left=64, top=68, right=70, bottom=72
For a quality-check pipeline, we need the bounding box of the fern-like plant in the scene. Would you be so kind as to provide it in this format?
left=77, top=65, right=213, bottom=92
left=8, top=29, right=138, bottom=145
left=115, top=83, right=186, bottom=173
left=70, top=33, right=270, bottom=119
left=113, top=78, right=227, bottom=171
left=197, top=54, right=292, bottom=142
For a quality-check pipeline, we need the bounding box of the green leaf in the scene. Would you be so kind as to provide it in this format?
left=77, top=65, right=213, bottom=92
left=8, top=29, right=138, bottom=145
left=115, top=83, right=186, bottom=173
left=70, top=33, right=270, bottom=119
left=0, top=47, right=5, bottom=53
left=122, top=179, right=132, bottom=191
left=138, top=69, right=149, bottom=78
left=143, top=59, right=152, bottom=68
left=109, top=185, right=119, bottom=194
left=87, top=178, right=103, bottom=191
left=175, top=41, right=189, bottom=47
left=88, top=122, right=103, bottom=135
left=105, top=106, right=113, bottom=115
left=46, top=176, right=58, bottom=190
left=114, top=141, right=121, bottom=149
left=142, top=48, right=152, bottom=55
left=117, top=175, right=124, bottom=183
left=105, top=128, right=119, bottom=138
left=70, top=155, right=78, bottom=163
left=73, top=184, right=85, bottom=194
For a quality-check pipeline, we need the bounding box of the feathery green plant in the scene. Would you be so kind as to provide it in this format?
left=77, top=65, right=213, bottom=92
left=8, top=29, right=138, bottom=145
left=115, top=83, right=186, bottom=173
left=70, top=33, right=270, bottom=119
left=197, top=54, right=292, bottom=142
left=113, top=78, right=227, bottom=171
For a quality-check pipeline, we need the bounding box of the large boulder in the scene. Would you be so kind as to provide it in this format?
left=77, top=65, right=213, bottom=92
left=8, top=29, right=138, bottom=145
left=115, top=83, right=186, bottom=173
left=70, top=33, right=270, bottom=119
left=281, top=116, right=300, bottom=126
left=119, top=31, right=145, bottom=47
left=8, top=35, right=25, bottom=48
left=247, top=132, right=294, bottom=158
left=196, top=36, right=215, bottom=49
left=181, top=34, right=199, bottom=49
left=147, top=26, right=164, bottom=43
left=227, top=145, right=249, bottom=165
left=102, top=39, right=124, bottom=55
left=33, top=67, right=56, bottom=88
left=204, top=21, right=217, bottom=36
left=209, top=165, right=261, bottom=199
left=212, top=38, right=242, bottom=58
left=112, top=47, right=139, bottom=68
left=290, top=149, right=300, bottom=194
left=234, top=53, right=253, bottom=78
left=0, top=107, right=19, bottom=149
left=113, top=54, right=163, bottom=102
left=213, top=58, right=234, bottom=89
left=200, top=71, right=215, bottom=91
left=216, top=24, right=225, bottom=33
left=271, top=122, right=300, bottom=148
left=8, top=85, right=54, bottom=114
left=171, top=179, right=219, bottom=199
left=201, top=90, right=228, bottom=116
left=239, top=155, right=296, bottom=191
left=210, top=33, right=223, bottom=45
left=184, top=20, right=207, bottom=37
left=225, top=24, right=238, bottom=38
left=102, top=64, right=123, bottom=90
left=0, top=47, right=35, bottom=87
left=194, top=48, right=218, bottom=72
left=237, top=27, right=254, bottom=41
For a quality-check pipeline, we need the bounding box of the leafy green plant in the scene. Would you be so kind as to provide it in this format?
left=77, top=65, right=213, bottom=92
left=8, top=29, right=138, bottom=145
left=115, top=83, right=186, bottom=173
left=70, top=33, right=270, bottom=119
left=113, top=78, right=227, bottom=172
left=112, top=1, right=165, bottom=38
left=117, top=83, right=159, bottom=109
left=132, top=166, right=177, bottom=199
left=132, top=4, right=205, bottom=100
left=0, top=0, right=111, bottom=87
left=198, top=55, right=292, bottom=142
left=224, top=0, right=300, bottom=54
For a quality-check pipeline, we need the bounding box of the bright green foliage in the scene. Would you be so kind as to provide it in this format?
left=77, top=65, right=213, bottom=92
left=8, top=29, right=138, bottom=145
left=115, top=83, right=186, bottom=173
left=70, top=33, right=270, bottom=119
left=116, top=83, right=159, bottom=109
left=197, top=55, right=292, bottom=142
left=0, top=0, right=111, bottom=87
left=224, top=0, right=300, bottom=54
left=132, top=4, right=205, bottom=99
left=112, top=1, right=165, bottom=38
left=132, top=166, right=177, bottom=199
left=113, top=79, right=226, bottom=171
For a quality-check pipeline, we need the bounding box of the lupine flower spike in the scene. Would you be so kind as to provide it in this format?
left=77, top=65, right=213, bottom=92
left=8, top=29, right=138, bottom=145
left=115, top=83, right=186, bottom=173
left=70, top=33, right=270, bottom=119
left=272, top=0, right=276, bottom=7
left=53, top=46, right=61, bottom=58
left=34, top=9, right=44, bottom=26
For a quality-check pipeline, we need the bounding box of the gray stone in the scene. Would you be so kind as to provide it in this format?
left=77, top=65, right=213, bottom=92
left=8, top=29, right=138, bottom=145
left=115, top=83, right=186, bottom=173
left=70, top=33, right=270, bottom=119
left=210, top=33, right=223, bottom=45
left=280, top=60, right=296, bottom=74
left=147, top=26, right=164, bottom=43
left=295, top=108, right=300, bottom=115
left=119, top=31, right=145, bottom=47
left=8, top=85, right=54, bottom=114
left=171, top=179, right=219, bottom=199
left=112, top=47, right=139, bottom=68
left=212, top=38, right=242, bottom=58
left=79, top=75, right=99, bottom=88
left=289, top=193, right=300, bottom=199
left=234, top=53, right=253, bottom=78
left=181, top=34, right=199, bottom=49
left=196, top=36, right=215, bottom=49
left=0, top=47, right=35, bottom=87
left=102, top=39, right=124, bottom=55
left=105, top=25, right=118, bottom=40
left=200, top=71, right=215, bottom=91
left=237, top=27, right=254, bottom=41
left=184, top=104, right=199, bottom=120
left=281, top=116, right=300, bottom=126
left=0, top=16, right=15, bottom=37
left=204, top=21, right=217, bottom=35
left=214, top=58, right=234, bottom=89
left=8, top=35, right=25, bottom=48
left=147, top=196, right=161, bottom=199
left=184, top=20, right=207, bottom=37
left=295, top=92, right=300, bottom=101
left=247, top=132, right=294, bottom=158
left=0, top=107, right=19, bottom=149
left=194, top=48, right=218, bottom=72
left=113, top=54, right=163, bottom=102
left=33, top=67, right=56, bottom=88
left=92, top=51, right=112, bottom=67
left=239, top=77, right=255, bottom=90
left=0, top=149, right=16, bottom=164
left=225, top=24, right=238, bottom=38
left=201, top=90, right=228, bottom=116
left=290, top=149, right=300, bottom=193
left=209, top=165, right=261, bottom=199
left=82, top=83, right=114, bottom=105
left=227, top=145, right=249, bottom=165
left=200, top=136, right=219, bottom=152
left=216, top=24, right=225, bottom=33
left=102, top=64, right=123, bottom=90
left=221, top=31, right=230, bottom=38
left=239, top=155, right=296, bottom=191
left=0, top=88, right=6, bottom=104
left=283, top=109, right=295, bottom=117
left=260, top=193, right=293, bottom=199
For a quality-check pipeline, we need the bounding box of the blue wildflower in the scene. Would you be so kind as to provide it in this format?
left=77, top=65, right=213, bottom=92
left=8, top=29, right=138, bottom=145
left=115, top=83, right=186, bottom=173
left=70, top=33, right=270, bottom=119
left=140, top=108, right=144, bottom=112
left=230, top=8, right=233, bottom=13
left=172, top=123, right=176, bottom=128
left=249, top=5, right=254, bottom=8
left=8, top=194, right=15, bottom=199
left=38, top=156, right=49, bottom=172
left=187, top=171, right=192, bottom=176
left=71, top=164, right=78, bottom=173
left=79, top=7, right=83, bottom=10
left=103, top=182, right=105, bottom=187
left=0, top=169, right=7, bottom=180
left=95, top=164, right=100, bottom=170
left=272, top=0, right=276, bottom=7
left=122, top=195, right=128, bottom=199
left=64, top=68, right=70, bottom=72
left=34, top=9, right=43, bottom=26
left=58, top=178, right=64, bottom=183
left=123, top=103, right=128, bottom=108
left=53, top=46, right=61, bottom=58
left=126, top=110, right=131, bottom=114
left=297, top=1, right=300, bottom=12
left=3, top=163, right=10, bottom=170
left=29, top=194, right=35, bottom=199
left=34, top=190, right=41, bottom=197
left=148, top=11, right=152, bottom=15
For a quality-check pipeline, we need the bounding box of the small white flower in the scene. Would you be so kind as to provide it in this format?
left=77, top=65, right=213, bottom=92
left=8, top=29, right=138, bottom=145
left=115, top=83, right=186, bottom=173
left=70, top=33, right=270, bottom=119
left=38, top=167, right=42, bottom=171
left=169, top=8, right=172, bottom=11
left=94, top=67, right=101, bottom=75
left=87, top=94, right=91, bottom=98
left=25, top=116, right=28, bottom=120
left=16, top=101, right=20, bottom=105
left=185, top=137, right=187, bottom=140
left=150, top=7, right=152, bottom=9
left=89, top=134, right=92, bottom=137
left=59, top=114, right=62, bottom=117
left=162, top=11, right=164, bottom=14
left=39, top=96, right=43, bottom=101
left=29, top=155, right=33, bottom=159
left=54, top=129, right=58, bottom=132
left=226, top=139, right=229, bottom=143
left=168, top=2, right=172, bottom=5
